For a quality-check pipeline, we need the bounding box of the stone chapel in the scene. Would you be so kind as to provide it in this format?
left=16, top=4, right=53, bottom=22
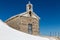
left=5, top=2, right=40, bottom=35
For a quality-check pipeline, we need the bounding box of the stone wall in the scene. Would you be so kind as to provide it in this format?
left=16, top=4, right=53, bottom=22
left=6, top=16, right=39, bottom=35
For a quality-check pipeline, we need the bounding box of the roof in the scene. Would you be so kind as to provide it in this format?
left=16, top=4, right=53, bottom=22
left=5, top=11, right=40, bottom=22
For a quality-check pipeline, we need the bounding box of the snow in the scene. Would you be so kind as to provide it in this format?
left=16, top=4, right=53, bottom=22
left=0, top=20, right=57, bottom=40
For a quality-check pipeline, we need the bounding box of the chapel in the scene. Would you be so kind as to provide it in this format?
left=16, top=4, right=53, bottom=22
left=5, top=2, right=40, bottom=35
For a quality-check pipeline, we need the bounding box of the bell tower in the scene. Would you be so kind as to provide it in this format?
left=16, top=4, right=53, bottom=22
left=26, top=1, right=33, bottom=12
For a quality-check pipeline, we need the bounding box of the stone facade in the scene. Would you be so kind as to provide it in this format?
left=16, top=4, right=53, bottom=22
left=5, top=2, right=40, bottom=35
left=6, top=15, right=39, bottom=35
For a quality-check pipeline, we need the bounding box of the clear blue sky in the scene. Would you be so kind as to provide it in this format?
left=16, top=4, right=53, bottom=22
left=0, top=0, right=60, bottom=36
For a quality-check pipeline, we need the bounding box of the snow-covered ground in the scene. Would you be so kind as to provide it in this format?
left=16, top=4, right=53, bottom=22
left=0, top=20, right=57, bottom=40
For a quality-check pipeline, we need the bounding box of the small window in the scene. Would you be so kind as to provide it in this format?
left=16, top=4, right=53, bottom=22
left=28, top=24, right=32, bottom=34
left=29, top=5, right=31, bottom=9
left=29, top=11, right=31, bottom=16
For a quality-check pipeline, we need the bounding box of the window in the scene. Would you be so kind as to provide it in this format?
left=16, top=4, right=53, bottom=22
left=28, top=24, right=32, bottom=34
left=29, top=5, right=31, bottom=9
left=29, top=11, right=32, bottom=16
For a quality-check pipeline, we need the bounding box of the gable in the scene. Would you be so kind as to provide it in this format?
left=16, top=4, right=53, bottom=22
left=19, top=12, right=40, bottom=20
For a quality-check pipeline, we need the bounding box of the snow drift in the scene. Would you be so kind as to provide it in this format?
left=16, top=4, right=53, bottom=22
left=0, top=20, right=56, bottom=40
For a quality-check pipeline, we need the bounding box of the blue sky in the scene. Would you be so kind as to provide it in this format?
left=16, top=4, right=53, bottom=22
left=0, top=0, right=60, bottom=36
